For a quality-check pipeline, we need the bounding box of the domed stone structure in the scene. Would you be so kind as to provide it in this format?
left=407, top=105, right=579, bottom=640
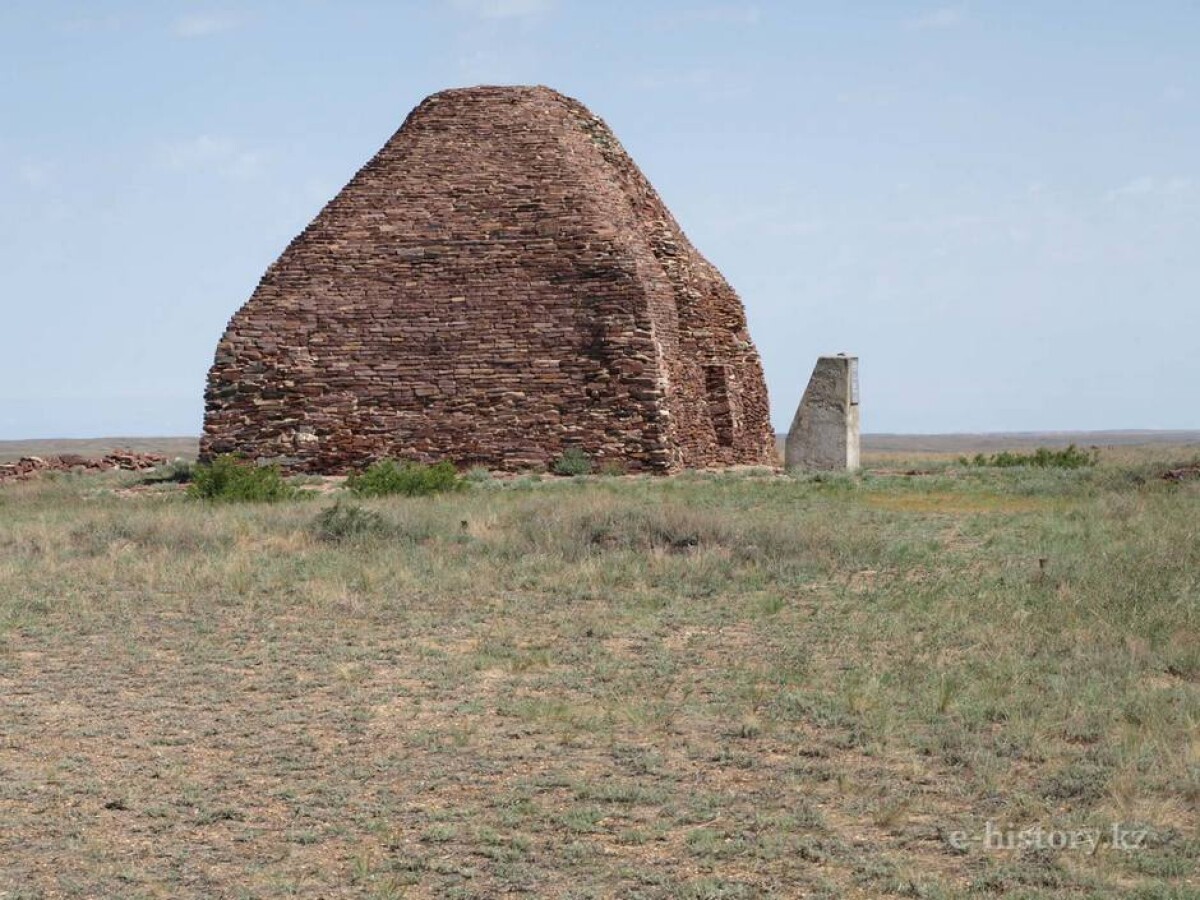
left=201, top=85, right=775, bottom=473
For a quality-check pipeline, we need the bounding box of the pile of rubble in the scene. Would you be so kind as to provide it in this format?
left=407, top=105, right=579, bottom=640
left=0, top=451, right=168, bottom=483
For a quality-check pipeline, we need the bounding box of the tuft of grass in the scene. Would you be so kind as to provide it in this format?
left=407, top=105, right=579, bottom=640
left=310, top=502, right=392, bottom=543
left=552, top=447, right=593, bottom=477
left=346, top=459, right=464, bottom=498
left=512, top=500, right=731, bottom=559
left=597, top=458, right=629, bottom=477
left=137, top=459, right=195, bottom=485
left=187, top=454, right=299, bottom=502
left=465, top=466, right=493, bottom=484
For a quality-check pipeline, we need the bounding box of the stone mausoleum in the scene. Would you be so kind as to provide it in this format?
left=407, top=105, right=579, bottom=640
left=201, top=85, right=775, bottom=473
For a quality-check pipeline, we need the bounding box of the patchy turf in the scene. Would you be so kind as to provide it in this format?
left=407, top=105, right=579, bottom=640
left=0, top=457, right=1196, bottom=898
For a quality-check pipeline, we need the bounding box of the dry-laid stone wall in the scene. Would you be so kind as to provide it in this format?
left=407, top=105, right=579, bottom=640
left=201, top=85, right=775, bottom=473
left=0, top=452, right=167, bottom=483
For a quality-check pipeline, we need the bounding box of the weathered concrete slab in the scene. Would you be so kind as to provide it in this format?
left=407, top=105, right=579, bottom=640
left=786, top=355, right=860, bottom=471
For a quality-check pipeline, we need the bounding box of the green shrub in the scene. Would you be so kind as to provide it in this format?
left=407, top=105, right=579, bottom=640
left=346, top=459, right=464, bottom=498
left=310, top=501, right=391, bottom=543
left=465, top=466, right=493, bottom=484
left=552, top=448, right=593, bottom=477
left=187, top=455, right=299, bottom=502
left=961, top=444, right=1099, bottom=469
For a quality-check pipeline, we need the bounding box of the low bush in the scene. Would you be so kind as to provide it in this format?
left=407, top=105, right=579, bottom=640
left=577, top=506, right=720, bottom=552
left=310, top=501, right=391, bottom=543
left=465, top=466, right=493, bottom=484
left=552, top=448, right=593, bottom=477
left=509, top=500, right=735, bottom=560
left=346, top=459, right=464, bottom=498
left=187, top=455, right=299, bottom=502
left=962, top=444, right=1099, bottom=469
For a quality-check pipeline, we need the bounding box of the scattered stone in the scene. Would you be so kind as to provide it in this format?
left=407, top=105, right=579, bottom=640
left=0, top=451, right=167, bottom=483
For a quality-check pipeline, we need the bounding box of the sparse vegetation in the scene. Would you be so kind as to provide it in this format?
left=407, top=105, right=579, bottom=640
left=597, top=458, right=629, bottom=477
left=346, top=458, right=464, bottom=497
left=465, top=465, right=493, bottom=484
left=138, top=458, right=195, bottom=484
left=962, top=443, right=1100, bottom=469
left=552, top=447, right=593, bottom=476
left=1, top=448, right=1197, bottom=897
left=310, top=501, right=391, bottom=543
left=186, top=454, right=299, bottom=502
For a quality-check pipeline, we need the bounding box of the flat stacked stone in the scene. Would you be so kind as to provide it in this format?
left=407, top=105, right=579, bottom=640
left=201, top=85, right=775, bottom=473
left=0, top=452, right=168, bottom=482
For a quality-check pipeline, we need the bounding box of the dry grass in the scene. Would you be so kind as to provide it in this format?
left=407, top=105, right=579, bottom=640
left=0, top=452, right=1197, bottom=898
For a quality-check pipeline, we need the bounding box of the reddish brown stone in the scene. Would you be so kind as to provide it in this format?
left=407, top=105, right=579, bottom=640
left=0, top=451, right=167, bottom=483
left=200, top=85, right=775, bottom=474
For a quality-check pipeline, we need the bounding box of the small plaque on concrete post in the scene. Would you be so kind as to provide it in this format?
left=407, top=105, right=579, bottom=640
left=785, top=354, right=860, bottom=472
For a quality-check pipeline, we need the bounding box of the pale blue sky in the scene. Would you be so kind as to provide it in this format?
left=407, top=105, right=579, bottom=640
left=2, top=1, right=1197, bottom=438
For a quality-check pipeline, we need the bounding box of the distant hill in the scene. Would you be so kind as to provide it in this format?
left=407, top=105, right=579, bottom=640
left=858, top=430, right=1200, bottom=453
left=769, top=431, right=1200, bottom=460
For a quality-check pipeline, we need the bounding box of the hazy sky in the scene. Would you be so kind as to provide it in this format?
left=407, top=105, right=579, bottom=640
left=2, top=1, right=1197, bottom=438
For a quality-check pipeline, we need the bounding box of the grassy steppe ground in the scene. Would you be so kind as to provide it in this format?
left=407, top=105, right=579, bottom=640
left=0, top=454, right=1197, bottom=898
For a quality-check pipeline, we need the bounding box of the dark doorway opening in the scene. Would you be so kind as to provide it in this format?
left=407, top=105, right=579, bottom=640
left=704, top=365, right=734, bottom=447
